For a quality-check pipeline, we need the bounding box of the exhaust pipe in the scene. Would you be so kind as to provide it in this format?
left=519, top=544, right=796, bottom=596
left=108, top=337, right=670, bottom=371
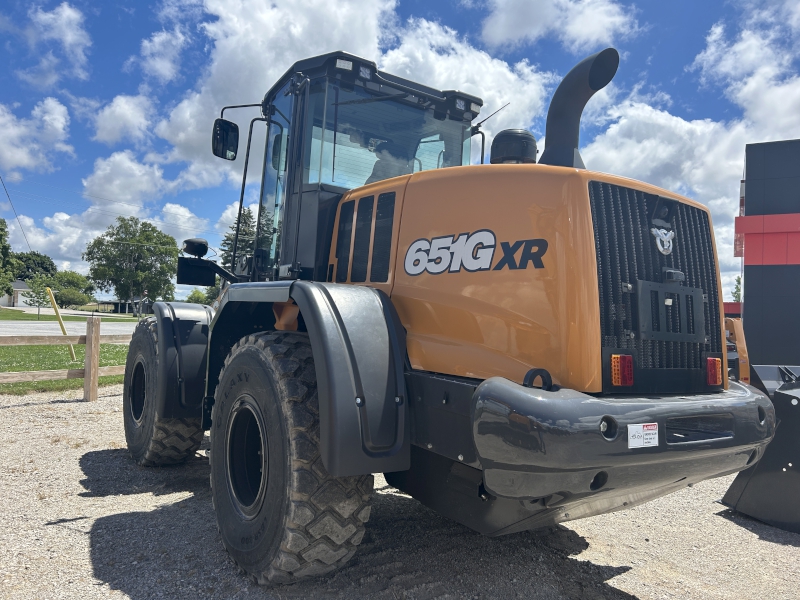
left=538, top=47, right=619, bottom=169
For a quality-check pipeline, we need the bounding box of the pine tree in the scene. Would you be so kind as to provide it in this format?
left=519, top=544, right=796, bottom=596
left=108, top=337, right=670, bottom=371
left=732, top=275, right=742, bottom=303
left=219, top=207, right=256, bottom=269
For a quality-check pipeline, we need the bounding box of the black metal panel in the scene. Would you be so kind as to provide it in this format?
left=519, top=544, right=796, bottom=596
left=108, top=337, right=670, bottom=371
left=350, top=195, right=374, bottom=283
left=588, top=181, right=721, bottom=379
left=745, top=139, right=800, bottom=215
left=404, top=371, right=480, bottom=467
left=722, top=382, right=800, bottom=533
left=334, top=200, right=354, bottom=282
left=743, top=265, right=800, bottom=365
left=370, top=192, right=395, bottom=282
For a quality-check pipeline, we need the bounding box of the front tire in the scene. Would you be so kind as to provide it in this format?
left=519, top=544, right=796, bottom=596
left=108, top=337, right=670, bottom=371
left=210, top=331, right=373, bottom=584
left=123, top=318, right=204, bottom=466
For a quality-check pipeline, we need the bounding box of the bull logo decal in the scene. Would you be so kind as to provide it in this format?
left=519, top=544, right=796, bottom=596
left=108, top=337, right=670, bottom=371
left=650, top=228, right=675, bottom=256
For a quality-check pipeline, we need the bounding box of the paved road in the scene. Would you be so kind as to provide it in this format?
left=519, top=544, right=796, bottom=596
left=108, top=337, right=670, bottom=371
left=0, top=320, right=138, bottom=337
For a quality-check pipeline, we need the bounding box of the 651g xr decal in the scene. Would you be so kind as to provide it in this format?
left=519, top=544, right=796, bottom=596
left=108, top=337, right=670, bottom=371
left=404, top=230, right=548, bottom=276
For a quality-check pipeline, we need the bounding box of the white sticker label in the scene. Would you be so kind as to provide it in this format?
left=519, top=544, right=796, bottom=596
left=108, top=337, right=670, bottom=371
left=628, top=423, right=659, bottom=448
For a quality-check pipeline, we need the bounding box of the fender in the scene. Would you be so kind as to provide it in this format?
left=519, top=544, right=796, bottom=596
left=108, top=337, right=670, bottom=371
left=204, top=281, right=410, bottom=477
left=151, top=301, right=214, bottom=419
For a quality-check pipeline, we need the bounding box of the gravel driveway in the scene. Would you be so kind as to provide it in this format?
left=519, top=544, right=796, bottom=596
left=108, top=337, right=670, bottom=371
left=2, top=386, right=799, bottom=599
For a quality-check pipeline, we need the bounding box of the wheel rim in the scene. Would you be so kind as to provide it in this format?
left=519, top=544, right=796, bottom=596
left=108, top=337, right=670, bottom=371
left=226, top=396, right=268, bottom=519
left=129, top=361, right=146, bottom=423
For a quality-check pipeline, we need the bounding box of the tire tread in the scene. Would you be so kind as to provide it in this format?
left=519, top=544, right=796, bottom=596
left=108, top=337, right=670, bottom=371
left=214, top=331, right=373, bottom=584
left=130, top=318, right=204, bottom=466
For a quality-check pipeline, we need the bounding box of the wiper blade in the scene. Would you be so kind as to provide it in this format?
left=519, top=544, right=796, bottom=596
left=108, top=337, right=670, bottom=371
left=334, top=93, right=409, bottom=106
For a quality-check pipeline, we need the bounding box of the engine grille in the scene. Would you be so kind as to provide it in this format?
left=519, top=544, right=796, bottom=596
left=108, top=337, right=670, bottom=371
left=588, top=181, right=721, bottom=370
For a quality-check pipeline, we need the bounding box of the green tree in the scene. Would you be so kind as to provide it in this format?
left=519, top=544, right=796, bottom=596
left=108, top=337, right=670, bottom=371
left=56, top=288, right=91, bottom=308
left=185, top=288, right=206, bottom=304
left=204, top=278, right=221, bottom=304
left=23, top=273, right=53, bottom=319
left=0, top=218, right=22, bottom=296
left=51, top=270, right=94, bottom=308
left=13, top=250, right=57, bottom=281
left=83, top=217, right=178, bottom=307
left=732, top=275, right=742, bottom=303
left=220, top=207, right=256, bottom=269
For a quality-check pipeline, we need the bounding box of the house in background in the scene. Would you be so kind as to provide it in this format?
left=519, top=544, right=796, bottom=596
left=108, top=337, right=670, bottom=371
left=0, top=280, right=31, bottom=308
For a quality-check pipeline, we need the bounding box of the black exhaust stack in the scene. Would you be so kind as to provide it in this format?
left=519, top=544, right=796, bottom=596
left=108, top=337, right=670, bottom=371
left=538, top=47, right=619, bottom=169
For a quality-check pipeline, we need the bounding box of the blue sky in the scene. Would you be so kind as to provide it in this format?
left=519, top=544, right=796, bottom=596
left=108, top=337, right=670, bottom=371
left=2, top=0, right=800, bottom=299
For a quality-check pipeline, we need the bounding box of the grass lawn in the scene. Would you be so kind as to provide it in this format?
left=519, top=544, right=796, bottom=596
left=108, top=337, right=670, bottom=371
left=0, top=308, right=138, bottom=322
left=0, top=343, right=129, bottom=395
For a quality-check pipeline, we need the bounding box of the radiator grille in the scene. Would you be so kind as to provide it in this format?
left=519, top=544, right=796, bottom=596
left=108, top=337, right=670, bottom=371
left=588, top=181, right=721, bottom=370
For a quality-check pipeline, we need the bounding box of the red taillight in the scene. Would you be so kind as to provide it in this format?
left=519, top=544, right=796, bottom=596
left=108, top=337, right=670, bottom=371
left=707, top=357, right=722, bottom=385
left=611, top=354, right=634, bottom=386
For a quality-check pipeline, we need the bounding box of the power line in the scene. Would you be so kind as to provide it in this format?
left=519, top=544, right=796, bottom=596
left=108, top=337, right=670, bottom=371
left=17, top=179, right=248, bottom=222
left=0, top=173, right=33, bottom=251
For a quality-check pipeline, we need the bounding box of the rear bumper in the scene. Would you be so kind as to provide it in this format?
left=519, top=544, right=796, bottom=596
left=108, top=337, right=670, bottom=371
left=473, top=378, right=775, bottom=501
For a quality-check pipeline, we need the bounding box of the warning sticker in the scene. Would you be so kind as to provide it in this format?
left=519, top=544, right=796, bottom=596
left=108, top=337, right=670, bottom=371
left=628, top=423, right=659, bottom=448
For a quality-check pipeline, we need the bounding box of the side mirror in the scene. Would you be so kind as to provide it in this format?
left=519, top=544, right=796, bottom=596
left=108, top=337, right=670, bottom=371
left=212, top=118, right=239, bottom=160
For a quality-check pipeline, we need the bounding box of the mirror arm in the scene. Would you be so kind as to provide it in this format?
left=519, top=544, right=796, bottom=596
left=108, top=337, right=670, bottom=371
left=220, top=103, right=263, bottom=119
left=181, top=257, right=240, bottom=284
left=471, top=125, right=486, bottom=165
left=230, top=117, right=268, bottom=271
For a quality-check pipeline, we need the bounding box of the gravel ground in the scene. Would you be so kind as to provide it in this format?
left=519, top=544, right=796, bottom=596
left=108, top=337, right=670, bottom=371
left=2, top=386, right=799, bottom=600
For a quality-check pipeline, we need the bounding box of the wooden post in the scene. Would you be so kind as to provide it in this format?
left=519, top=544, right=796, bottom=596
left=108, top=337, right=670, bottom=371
left=83, top=316, right=101, bottom=401
left=46, top=286, right=76, bottom=361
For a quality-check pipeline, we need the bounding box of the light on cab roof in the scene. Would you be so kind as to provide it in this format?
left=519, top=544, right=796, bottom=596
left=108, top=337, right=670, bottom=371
left=336, top=59, right=353, bottom=71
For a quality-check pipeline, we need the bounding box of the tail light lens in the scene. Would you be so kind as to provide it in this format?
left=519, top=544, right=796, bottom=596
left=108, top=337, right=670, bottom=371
left=611, top=354, right=634, bottom=386
left=707, top=357, right=722, bottom=385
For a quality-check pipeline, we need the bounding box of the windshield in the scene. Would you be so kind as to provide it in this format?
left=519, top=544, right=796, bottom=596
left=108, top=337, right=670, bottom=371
left=302, top=80, right=472, bottom=189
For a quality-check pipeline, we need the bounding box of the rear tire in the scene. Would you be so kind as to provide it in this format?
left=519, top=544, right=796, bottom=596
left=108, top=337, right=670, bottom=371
left=123, top=318, right=204, bottom=466
left=210, top=331, right=373, bottom=584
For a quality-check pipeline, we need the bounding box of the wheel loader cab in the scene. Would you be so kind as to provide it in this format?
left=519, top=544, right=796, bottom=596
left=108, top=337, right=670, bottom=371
left=215, top=52, right=481, bottom=284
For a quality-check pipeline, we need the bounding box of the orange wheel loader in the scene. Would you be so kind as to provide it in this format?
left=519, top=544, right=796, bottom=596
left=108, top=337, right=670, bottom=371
left=121, top=48, right=775, bottom=583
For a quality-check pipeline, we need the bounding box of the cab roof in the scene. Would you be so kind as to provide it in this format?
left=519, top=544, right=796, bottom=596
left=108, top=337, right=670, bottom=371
left=263, top=51, right=483, bottom=117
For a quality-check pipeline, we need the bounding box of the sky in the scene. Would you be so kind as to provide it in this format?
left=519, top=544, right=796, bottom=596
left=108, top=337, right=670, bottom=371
left=1, top=0, right=800, bottom=300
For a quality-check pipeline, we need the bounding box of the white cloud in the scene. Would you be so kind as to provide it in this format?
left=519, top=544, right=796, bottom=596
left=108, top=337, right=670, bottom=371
left=0, top=98, right=73, bottom=180
left=82, top=151, right=166, bottom=207
left=481, top=0, right=638, bottom=53
left=150, top=202, right=210, bottom=242
left=15, top=52, right=61, bottom=89
left=135, top=26, right=189, bottom=84
left=17, top=2, right=91, bottom=87
left=94, top=95, right=155, bottom=145
left=151, top=0, right=396, bottom=191
left=382, top=19, right=552, bottom=159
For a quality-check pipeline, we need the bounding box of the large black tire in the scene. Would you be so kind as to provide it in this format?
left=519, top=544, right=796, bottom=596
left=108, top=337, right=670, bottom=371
left=123, top=318, right=204, bottom=466
left=210, top=331, right=373, bottom=584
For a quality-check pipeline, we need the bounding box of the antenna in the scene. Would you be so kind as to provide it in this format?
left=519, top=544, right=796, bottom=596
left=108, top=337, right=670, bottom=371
left=475, top=102, right=510, bottom=128
left=470, top=103, right=510, bottom=164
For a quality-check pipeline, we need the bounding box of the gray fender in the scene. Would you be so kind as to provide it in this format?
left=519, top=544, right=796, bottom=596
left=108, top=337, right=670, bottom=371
left=151, top=301, right=214, bottom=419
left=291, top=281, right=409, bottom=476
left=205, top=281, right=410, bottom=477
